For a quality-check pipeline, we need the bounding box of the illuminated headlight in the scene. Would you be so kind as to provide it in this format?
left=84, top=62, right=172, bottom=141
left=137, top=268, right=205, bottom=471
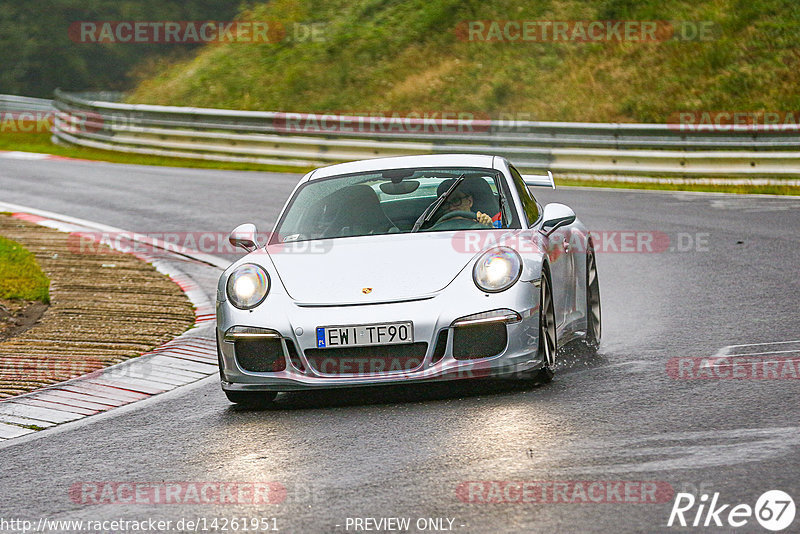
left=473, top=247, right=522, bottom=293
left=226, top=264, right=270, bottom=309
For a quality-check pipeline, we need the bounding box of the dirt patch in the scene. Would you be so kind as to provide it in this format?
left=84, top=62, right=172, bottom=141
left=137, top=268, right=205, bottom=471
left=0, top=299, right=48, bottom=341
left=0, top=214, right=196, bottom=398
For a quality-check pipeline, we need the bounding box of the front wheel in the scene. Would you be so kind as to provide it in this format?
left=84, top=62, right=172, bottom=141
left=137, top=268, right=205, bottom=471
left=532, top=270, right=557, bottom=384
left=224, top=390, right=278, bottom=406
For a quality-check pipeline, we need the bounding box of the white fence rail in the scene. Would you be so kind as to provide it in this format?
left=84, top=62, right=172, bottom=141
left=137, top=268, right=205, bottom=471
left=0, top=94, right=54, bottom=113
left=7, top=91, right=800, bottom=175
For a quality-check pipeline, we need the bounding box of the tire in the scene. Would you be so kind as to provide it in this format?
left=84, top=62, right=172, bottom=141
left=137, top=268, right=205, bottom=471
left=224, top=390, right=278, bottom=406
left=583, top=248, right=601, bottom=351
left=532, top=269, right=557, bottom=384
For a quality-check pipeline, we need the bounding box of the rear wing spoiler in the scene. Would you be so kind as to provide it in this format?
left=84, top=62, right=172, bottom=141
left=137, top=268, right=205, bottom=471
left=522, top=170, right=555, bottom=189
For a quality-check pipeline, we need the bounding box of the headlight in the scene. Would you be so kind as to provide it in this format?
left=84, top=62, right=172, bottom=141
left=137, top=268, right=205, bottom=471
left=226, top=264, right=270, bottom=309
left=472, top=247, right=522, bottom=293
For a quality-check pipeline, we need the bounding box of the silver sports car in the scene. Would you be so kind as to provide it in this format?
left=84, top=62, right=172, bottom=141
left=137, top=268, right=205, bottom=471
left=216, top=154, right=600, bottom=404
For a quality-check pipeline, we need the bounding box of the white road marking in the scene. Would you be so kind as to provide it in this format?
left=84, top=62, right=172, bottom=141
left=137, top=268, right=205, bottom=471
left=0, top=151, right=52, bottom=160
left=561, top=173, right=800, bottom=187
left=530, top=427, right=800, bottom=475
left=714, top=349, right=800, bottom=358
left=710, top=361, right=800, bottom=370
left=707, top=197, right=800, bottom=212
left=702, top=339, right=800, bottom=367
left=725, top=339, right=800, bottom=348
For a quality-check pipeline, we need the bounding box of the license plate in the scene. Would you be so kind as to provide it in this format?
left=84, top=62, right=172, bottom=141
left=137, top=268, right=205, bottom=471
left=315, top=321, right=413, bottom=348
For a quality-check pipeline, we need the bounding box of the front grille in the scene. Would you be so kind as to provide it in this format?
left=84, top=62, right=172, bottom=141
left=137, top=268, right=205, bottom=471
left=304, top=343, right=428, bottom=375
left=234, top=338, right=287, bottom=372
left=452, top=323, right=507, bottom=360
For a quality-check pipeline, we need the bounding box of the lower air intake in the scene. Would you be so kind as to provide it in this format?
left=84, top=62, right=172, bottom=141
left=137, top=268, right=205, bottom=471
left=234, top=338, right=287, bottom=372
left=452, top=323, right=507, bottom=360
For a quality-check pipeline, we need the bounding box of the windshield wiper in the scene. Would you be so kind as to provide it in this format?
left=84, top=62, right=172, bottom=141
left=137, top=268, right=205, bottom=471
left=410, top=174, right=465, bottom=233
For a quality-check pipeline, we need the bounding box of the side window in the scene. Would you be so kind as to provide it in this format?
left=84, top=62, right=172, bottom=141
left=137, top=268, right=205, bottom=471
left=509, top=165, right=540, bottom=226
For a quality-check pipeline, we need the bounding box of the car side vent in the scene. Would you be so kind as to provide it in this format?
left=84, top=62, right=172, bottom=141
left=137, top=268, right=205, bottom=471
left=431, top=329, right=448, bottom=364
left=286, top=339, right=305, bottom=372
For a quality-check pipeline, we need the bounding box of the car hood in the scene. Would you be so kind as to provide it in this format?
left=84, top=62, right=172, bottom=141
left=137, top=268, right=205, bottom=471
left=266, top=233, right=482, bottom=305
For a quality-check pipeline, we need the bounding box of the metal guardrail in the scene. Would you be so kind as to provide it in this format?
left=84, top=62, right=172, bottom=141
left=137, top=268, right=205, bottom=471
left=0, top=94, right=54, bottom=113
left=27, top=90, right=800, bottom=175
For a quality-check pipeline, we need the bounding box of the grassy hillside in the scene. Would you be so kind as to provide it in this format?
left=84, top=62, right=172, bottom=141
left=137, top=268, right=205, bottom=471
left=0, top=0, right=240, bottom=98
left=128, top=0, right=800, bottom=123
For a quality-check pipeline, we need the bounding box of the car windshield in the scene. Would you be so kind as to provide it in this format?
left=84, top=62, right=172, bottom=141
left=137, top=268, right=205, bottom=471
left=272, top=167, right=518, bottom=243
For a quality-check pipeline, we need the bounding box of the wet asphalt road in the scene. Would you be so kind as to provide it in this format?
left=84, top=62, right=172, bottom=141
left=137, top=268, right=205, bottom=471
left=0, top=158, right=799, bottom=533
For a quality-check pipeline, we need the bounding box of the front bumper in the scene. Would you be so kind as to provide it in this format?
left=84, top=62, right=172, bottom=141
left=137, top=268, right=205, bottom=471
left=217, top=284, right=543, bottom=392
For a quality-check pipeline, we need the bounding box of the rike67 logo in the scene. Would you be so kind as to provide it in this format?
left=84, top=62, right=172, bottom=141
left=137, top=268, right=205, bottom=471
left=668, top=490, right=795, bottom=531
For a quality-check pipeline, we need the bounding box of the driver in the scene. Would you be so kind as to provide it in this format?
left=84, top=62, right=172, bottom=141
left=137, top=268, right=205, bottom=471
left=431, top=179, right=493, bottom=229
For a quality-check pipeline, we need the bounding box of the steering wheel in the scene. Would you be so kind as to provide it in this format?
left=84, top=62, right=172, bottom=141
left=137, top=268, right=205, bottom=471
left=436, top=210, right=477, bottom=224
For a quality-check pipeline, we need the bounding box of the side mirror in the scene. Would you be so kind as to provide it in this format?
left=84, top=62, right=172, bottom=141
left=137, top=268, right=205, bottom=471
left=228, top=223, right=260, bottom=252
left=540, top=203, right=576, bottom=236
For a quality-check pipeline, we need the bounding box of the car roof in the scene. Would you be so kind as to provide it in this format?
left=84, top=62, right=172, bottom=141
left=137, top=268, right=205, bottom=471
left=304, top=154, right=503, bottom=181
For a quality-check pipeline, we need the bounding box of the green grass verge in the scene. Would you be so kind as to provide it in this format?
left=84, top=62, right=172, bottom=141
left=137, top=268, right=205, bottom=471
left=0, top=235, right=50, bottom=303
left=557, top=178, right=800, bottom=196
left=0, top=132, right=314, bottom=174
